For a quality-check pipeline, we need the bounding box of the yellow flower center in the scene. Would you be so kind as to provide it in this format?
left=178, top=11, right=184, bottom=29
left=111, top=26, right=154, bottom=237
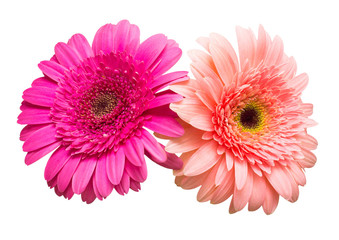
left=91, top=92, right=117, bottom=117
left=235, top=102, right=266, bottom=133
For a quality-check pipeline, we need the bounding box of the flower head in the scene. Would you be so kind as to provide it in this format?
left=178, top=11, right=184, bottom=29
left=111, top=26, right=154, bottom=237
left=166, top=26, right=317, bottom=214
left=18, top=20, right=188, bottom=203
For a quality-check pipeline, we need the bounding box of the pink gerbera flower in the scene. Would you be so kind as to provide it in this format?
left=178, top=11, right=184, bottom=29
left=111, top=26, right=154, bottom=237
left=165, top=26, right=317, bottom=214
left=18, top=20, right=188, bottom=203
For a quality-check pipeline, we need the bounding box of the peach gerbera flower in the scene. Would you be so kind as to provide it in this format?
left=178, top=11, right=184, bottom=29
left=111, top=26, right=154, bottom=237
left=165, top=26, right=317, bottom=214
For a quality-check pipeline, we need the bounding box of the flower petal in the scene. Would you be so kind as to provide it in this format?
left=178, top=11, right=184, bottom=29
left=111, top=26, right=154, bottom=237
left=265, top=164, right=293, bottom=200
left=92, top=24, right=116, bottom=55
left=38, top=60, right=67, bottom=82
left=262, top=184, right=279, bottom=214
left=124, top=137, right=145, bottom=167
left=183, top=140, right=220, bottom=176
left=67, top=33, right=94, bottom=60
left=166, top=126, right=205, bottom=153
left=236, top=26, right=256, bottom=70
left=23, top=86, right=56, bottom=107
left=24, top=141, right=60, bottom=165
left=55, top=42, right=82, bottom=68
left=144, top=115, right=184, bottom=138
left=248, top=173, right=266, bottom=211
left=233, top=168, right=253, bottom=212
left=150, top=71, right=188, bottom=92
left=150, top=144, right=183, bottom=170
left=44, top=146, right=72, bottom=181
left=134, top=34, right=167, bottom=69
left=234, top=158, right=248, bottom=190
left=148, top=90, right=183, bottom=109
left=140, top=129, right=167, bottom=163
left=72, top=155, right=97, bottom=194
left=57, top=154, right=82, bottom=192
left=106, top=147, right=125, bottom=185
left=23, top=124, right=58, bottom=152
left=151, top=40, right=182, bottom=76
left=95, top=152, right=114, bottom=198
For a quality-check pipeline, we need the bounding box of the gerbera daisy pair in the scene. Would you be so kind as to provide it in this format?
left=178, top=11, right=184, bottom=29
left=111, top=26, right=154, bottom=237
left=18, top=20, right=317, bottom=214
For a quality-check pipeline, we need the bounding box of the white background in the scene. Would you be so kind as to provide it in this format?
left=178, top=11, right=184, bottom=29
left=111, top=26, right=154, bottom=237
left=0, top=0, right=338, bottom=239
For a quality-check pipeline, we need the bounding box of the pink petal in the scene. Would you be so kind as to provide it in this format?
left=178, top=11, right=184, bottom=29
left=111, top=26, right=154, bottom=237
left=209, top=42, right=236, bottom=86
left=143, top=115, right=184, bottom=137
left=236, top=26, right=256, bottom=70
left=196, top=36, right=210, bottom=52
left=191, top=60, right=221, bottom=86
left=23, top=124, right=58, bottom=152
left=125, top=24, right=140, bottom=56
left=289, top=73, right=309, bottom=96
left=197, top=165, right=219, bottom=202
left=67, top=33, right=94, bottom=60
left=215, top=158, right=227, bottom=186
left=151, top=41, right=182, bottom=77
left=255, top=25, right=270, bottom=66
left=299, top=148, right=317, bottom=168
left=31, top=77, right=58, bottom=89
left=183, top=140, right=221, bottom=176
left=95, top=152, right=114, bottom=198
left=209, top=33, right=239, bottom=72
left=134, top=34, right=167, bottom=69
left=196, top=76, right=223, bottom=105
left=81, top=180, right=96, bottom=204
left=120, top=172, right=130, bottom=194
left=92, top=24, right=116, bottom=55
left=195, top=90, right=216, bottom=111
left=18, top=104, right=51, bottom=125
left=210, top=170, right=234, bottom=204
left=72, top=155, right=97, bottom=194
left=166, top=126, right=205, bottom=153
left=140, top=129, right=166, bottom=163
left=130, top=179, right=141, bottom=192
left=225, top=149, right=234, bottom=171
left=287, top=161, right=306, bottom=186
left=170, top=98, right=214, bottom=131
left=25, top=141, right=60, bottom=165
left=125, top=160, right=147, bottom=183
left=106, top=147, right=125, bottom=185
left=92, top=173, right=103, bottom=200
left=262, top=184, right=279, bottom=214
left=265, top=36, right=284, bottom=66
left=234, top=159, right=248, bottom=190
left=20, top=123, right=49, bottom=141
left=233, top=168, right=253, bottom=212
left=189, top=113, right=214, bottom=132
left=248, top=173, right=266, bottom=211
left=301, top=103, right=313, bottom=116
left=148, top=90, right=183, bottom=109
left=150, top=144, right=183, bottom=170
left=265, top=164, right=293, bottom=200
left=123, top=137, right=145, bottom=167
left=44, top=146, right=72, bottom=181
left=57, top=154, right=82, bottom=192
left=143, top=104, right=177, bottom=118
left=150, top=71, right=188, bottom=92
left=295, top=133, right=317, bottom=150
left=38, top=60, right=67, bottom=82
left=55, top=42, right=82, bottom=68
left=23, top=86, right=56, bottom=107
left=114, top=20, right=140, bottom=55
left=169, top=78, right=198, bottom=98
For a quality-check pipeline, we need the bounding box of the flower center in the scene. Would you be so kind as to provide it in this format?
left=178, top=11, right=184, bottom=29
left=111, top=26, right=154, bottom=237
left=236, top=102, right=265, bottom=132
left=91, top=93, right=117, bottom=117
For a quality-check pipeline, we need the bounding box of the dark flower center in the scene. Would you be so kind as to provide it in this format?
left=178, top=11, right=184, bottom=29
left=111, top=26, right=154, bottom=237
left=91, top=93, right=117, bottom=117
left=239, top=107, right=260, bottom=129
